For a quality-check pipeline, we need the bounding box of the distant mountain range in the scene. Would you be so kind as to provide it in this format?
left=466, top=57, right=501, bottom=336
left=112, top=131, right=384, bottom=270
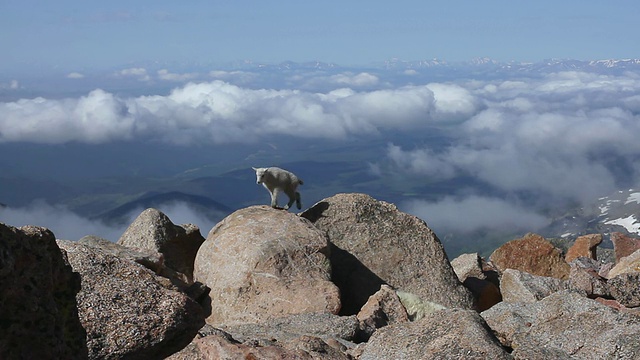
left=116, top=57, right=640, bottom=76
left=543, top=188, right=640, bottom=244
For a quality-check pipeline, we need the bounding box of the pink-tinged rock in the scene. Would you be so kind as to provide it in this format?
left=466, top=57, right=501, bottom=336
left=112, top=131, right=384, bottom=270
left=0, top=223, right=87, bottom=359
left=361, top=309, right=512, bottom=360
left=565, top=234, right=602, bottom=263
left=490, top=233, right=570, bottom=279
left=301, top=193, right=473, bottom=313
left=194, top=206, right=341, bottom=325
left=57, top=240, right=204, bottom=359
left=607, top=249, right=640, bottom=279
left=566, top=257, right=609, bottom=298
left=611, top=232, right=640, bottom=263
left=608, top=272, right=640, bottom=308
left=118, top=208, right=205, bottom=284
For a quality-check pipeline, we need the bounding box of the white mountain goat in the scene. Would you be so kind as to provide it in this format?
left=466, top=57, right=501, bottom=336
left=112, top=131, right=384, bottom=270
left=252, top=166, right=304, bottom=210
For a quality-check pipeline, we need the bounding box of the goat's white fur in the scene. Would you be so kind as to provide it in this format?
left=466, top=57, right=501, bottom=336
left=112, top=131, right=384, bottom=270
left=252, top=167, right=304, bottom=210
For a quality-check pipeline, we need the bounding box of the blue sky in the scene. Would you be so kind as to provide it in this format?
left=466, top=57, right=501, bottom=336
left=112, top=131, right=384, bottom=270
left=2, top=0, right=638, bottom=72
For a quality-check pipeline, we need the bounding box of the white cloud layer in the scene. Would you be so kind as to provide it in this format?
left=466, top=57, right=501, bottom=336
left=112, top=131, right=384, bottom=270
left=0, top=201, right=216, bottom=242
left=1, top=80, right=470, bottom=144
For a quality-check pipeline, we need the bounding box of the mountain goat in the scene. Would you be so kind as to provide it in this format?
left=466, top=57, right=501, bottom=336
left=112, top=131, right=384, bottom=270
left=252, top=166, right=304, bottom=210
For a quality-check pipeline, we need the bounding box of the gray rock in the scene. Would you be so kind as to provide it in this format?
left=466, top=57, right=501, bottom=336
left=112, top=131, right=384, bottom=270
left=360, top=309, right=512, bottom=360
left=481, top=290, right=640, bottom=359
left=58, top=240, right=204, bottom=360
left=79, top=235, right=164, bottom=273
left=118, top=208, right=205, bottom=284
left=608, top=272, right=640, bottom=308
left=220, top=312, right=361, bottom=344
left=500, top=268, right=566, bottom=303
left=357, top=284, right=409, bottom=338
left=566, top=257, right=609, bottom=298
left=0, top=223, right=87, bottom=359
left=451, top=253, right=486, bottom=281
left=301, top=193, right=473, bottom=313
left=608, top=248, right=640, bottom=278
left=193, top=206, right=341, bottom=325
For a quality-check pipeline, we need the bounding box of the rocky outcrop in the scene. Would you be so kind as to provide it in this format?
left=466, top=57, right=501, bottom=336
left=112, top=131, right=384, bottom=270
left=118, top=208, right=205, bottom=284
left=0, top=223, right=87, bottom=359
left=194, top=206, right=341, bottom=325
left=360, top=309, right=513, bottom=359
left=58, top=240, right=205, bottom=359
left=301, top=193, right=474, bottom=313
left=607, top=248, right=640, bottom=278
left=490, top=233, right=570, bottom=279
left=8, top=193, right=640, bottom=359
left=356, top=285, right=409, bottom=338
left=566, top=257, right=609, bottom=298
left=499, top=268, right=566, bottom=303
left=482, top=291, right=640, bottom=359
left=565, top=233, right=602, bottom=262
left=611, top=232, right=640, bottom=263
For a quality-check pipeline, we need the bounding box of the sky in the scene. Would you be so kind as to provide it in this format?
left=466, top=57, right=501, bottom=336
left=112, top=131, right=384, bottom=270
left=1, top=0, right=639, bottom=73
left=1, top=0, right=640, bottom=245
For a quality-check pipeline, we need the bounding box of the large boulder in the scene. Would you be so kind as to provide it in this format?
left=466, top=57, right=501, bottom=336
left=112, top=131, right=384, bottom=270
left=607, top=248, right=640, bottom=278
left=565, top=234, right=602, bottom=263
left=500, top=268, right=566, bottom=303
left=360, top=309, right=512, bottom=359
left=118, top=208, right=205, bottom=284
left=611, top=232, right=640, bottom=263
left=0, top=223, right=87, bottom=359
left=193, top=206, right=341, bottom=325
left=57, top=240, right=204, bottom=359
left=482, top=290, right=640, bottom=359
left=301, top=193, right=473, bottom=313
left=490, top=233, right=570, bottom=279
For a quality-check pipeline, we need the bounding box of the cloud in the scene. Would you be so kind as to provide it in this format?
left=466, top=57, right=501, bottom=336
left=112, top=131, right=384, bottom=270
left=0, top=80, right=19, bottom=90
left=157, top=69, right=199, bottom=82
left=384, top=71, right=640, bottom=215
left=402, top=196, right=549, bottom=235
left=67, top=72, right=85, bottom=79
left=2, top=80, right=468, bottom=144
left=0, top=200, right=128, bottom=241
left=0, top=200, right=216, bottom=242
left=115, top=67, right=151, bottom=81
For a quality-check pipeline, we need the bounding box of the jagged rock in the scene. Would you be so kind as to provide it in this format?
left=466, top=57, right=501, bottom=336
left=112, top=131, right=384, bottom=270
left=0, top=223, right=87, bottom=359
left=565, top=233, right=602, bottom=262
left=118, top=208, right=205, bottom=284
left=170, top=313, right=358, bottom=359
left=168, top=331, right=349, bottom=360
left=607, top=248, right=640, bottom=278
left=490, top=233, right=570, bottom=279
left=194, top=206, right=341, bottom=325
left=500, top=268, right=566, bottom=303
left=301, top=193, right=473, bottom=313
left=57, top=240, right=204, bottom=360
left=608, top=272, right=640, bottom=308
left=79, top=235, right=164, bottom=273
left=481, top=291, right=640, bottom=359
left=612, top=232, right=640, bottom=263
left=451, top=252, right=486, bottom=281
left=360, top=309, right=513, bottom=360
left=451, top=253, right=502, bottom=311
left=566, top=257, right=609, bottom=298
left=219, top=312, right=360, bottom=345
left=357, top=285, right=410, bottom=338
